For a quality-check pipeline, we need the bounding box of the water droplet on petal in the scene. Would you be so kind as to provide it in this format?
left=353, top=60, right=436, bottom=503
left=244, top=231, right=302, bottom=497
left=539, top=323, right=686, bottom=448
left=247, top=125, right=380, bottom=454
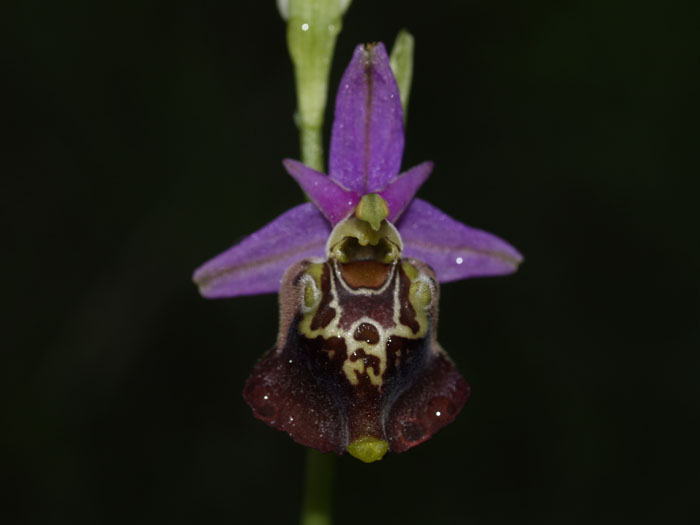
left=456, top=257, right=464, bottom=264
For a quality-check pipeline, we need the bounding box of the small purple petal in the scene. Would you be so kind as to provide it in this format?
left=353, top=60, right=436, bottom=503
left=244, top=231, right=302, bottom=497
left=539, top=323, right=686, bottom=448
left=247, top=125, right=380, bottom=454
left=193, top=203, right=330, bottom=297
left=329, top=43, right=405, bottom=194
left=397, top=199, right=523, bottom=282
left=283, top=159, right=360, bottom=225
left=380, top=161, right=433, bottom=222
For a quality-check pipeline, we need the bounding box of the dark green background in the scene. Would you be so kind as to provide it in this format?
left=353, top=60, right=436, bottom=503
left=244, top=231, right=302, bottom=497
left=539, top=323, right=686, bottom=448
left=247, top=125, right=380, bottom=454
left=3, top=1, right=698, bottom=523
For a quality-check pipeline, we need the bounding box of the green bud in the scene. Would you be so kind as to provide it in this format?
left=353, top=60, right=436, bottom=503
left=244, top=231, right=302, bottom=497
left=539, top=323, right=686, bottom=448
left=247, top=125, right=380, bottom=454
left=281, top=0, right=352, bottom=171
left=389, top=29, right=415, bottom=122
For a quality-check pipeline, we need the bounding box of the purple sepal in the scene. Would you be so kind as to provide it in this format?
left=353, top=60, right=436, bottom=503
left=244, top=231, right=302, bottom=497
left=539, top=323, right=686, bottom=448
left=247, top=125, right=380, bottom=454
left=397, top=199, right=523, bottom=282
left=380, top=161, right=433, bottom=222
left=282, top=159, right=360, bottom=225
left=193, top=203, right=330, bottom=297
left=329, top=43, right=405, bottom=194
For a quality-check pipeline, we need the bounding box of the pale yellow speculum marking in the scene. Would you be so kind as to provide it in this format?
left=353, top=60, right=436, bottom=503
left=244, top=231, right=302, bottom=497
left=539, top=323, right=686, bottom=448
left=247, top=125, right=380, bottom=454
left=343, top=350, right=369, bottom=386
left=342, top=346, right=383, bottom=387
left=298, top=263, right=395, bottom=388
left=298, top=261, right=434, bottom=387
left=299, top=264, right=392, bottom=387
left=341, top=321, right=387, bottom=387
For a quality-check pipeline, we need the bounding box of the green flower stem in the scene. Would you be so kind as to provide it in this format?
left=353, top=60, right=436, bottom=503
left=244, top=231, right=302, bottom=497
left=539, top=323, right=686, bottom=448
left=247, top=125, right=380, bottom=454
left=284, top=0, right=351, bottom=172
left=300, top=124, right=324, bottom=173
left=300, top=449, right=336, bottom=525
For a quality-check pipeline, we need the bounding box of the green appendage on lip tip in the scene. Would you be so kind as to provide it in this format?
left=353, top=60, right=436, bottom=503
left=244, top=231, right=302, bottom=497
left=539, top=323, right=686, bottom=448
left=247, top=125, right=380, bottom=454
left=346, top=436, right=389, bottom=463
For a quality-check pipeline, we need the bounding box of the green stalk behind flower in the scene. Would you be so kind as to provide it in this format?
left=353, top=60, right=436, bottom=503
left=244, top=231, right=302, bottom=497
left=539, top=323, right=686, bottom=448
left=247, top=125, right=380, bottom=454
left=280, top=0, right=352, bottom=172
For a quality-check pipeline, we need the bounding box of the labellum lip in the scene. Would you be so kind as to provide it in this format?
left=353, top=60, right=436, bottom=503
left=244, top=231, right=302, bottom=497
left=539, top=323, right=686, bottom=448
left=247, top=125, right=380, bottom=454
left=243, top=241, right=470, bottom=458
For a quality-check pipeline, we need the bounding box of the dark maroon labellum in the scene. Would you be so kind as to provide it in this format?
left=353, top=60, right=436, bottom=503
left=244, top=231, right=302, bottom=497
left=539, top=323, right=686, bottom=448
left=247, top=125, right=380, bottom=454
left=243, top=252, right=470, bottom=456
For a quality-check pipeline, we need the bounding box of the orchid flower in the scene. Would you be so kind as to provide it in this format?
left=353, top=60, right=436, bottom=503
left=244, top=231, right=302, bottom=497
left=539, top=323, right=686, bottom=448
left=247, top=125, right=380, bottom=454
left=193, top=43, right=522, bottom=462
